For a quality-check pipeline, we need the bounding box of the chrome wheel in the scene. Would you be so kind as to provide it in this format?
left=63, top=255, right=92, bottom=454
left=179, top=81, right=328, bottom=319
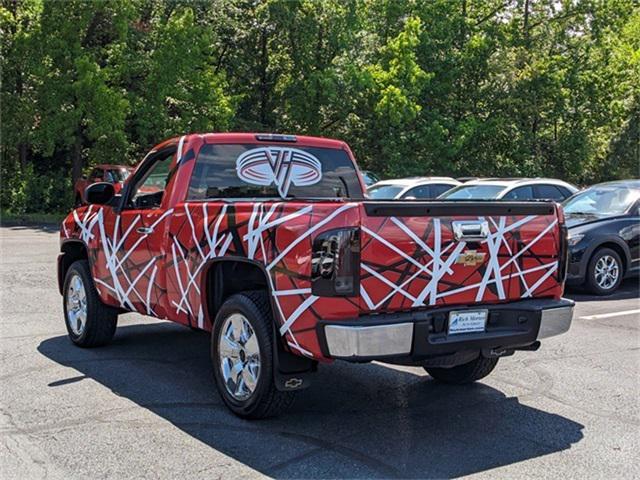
left=66, top=274, right=87, bottom=335
left=594, top=255, right=619, bottom=290
left=218, top=313, right=261, bottom=401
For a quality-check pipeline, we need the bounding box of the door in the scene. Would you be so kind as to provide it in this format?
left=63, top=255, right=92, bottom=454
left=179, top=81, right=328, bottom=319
left=624, top=202, right=640, bottom=272
left=97, top=148, right=176, bottom=319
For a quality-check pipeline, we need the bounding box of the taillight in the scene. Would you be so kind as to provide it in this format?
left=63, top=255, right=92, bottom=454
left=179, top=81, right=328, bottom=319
left=556, top=204, right=569, bottom=284
left=311, top=228, right=360, bottom=296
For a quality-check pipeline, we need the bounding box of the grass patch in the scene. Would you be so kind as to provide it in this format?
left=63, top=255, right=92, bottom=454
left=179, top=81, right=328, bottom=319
left=0, top=210, right=66, bottom=226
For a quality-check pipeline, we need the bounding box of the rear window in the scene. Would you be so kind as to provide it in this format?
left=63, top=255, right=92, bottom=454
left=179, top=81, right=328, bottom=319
left=188, top=144, right=363, bottom=200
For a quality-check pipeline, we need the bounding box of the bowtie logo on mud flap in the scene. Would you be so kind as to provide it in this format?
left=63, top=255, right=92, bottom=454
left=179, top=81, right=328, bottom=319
left=236, top=147, right=322, bottom=198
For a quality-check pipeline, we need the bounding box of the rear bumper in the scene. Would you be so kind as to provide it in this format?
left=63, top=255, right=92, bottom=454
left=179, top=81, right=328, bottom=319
left=318, top=298, right=573, bottom=361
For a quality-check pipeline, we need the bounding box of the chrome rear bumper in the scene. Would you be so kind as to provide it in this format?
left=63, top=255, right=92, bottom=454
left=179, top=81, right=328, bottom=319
left=320, top=298, right=574, bottom=360
left=324, top=323, right=413, bottom=358
left=537, top=305, right=573, bottom=339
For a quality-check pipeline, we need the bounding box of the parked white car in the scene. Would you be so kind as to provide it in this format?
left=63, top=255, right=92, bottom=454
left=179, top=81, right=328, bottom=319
left=438, top=178, right=578, bottom=201
left=367, top=177, right=461, bottom=200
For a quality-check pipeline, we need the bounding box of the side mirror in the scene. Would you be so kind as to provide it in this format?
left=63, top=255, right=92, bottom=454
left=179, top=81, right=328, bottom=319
left=85, top=182, right=115, bottom=205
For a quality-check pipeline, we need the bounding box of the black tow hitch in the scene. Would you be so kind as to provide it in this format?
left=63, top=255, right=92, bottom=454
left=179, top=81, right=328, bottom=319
left=482, top=341, right=541, bottom=358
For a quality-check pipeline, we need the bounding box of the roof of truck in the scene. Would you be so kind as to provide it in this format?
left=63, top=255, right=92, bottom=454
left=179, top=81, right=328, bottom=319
left=199, top=133, right=348, bottom=149
left=93, top=164, right=131, bottom=170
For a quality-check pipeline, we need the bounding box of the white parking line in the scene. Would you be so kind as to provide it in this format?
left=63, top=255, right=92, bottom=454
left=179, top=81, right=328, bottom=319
left=580, top=309, right=640, bottom=320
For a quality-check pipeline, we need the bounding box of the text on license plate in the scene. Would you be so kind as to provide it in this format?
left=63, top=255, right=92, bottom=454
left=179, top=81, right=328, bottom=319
left=448, top=310, right=488, bottom=335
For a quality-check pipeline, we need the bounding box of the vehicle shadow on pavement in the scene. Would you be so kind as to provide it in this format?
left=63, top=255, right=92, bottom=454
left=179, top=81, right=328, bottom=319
left=566, top=278, right=639, bottom=303
left=38, top=323, right=584, bottom=479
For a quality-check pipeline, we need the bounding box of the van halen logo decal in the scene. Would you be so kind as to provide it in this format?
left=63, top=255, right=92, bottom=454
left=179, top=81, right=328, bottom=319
left=236, top=147, right=322, bottom=198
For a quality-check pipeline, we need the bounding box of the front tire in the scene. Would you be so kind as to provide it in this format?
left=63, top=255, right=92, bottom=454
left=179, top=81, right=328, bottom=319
left=63, top=260, right=118, bottom=347
left=585, top=247, right=623, bottom=295
left=424, top=356, right=498, bottom=385
left=211, top=291, right=296, bottom=419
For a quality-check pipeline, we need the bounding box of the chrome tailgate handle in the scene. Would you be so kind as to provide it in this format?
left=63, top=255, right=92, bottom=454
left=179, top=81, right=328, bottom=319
left=452, top=220, right=489, bottom=241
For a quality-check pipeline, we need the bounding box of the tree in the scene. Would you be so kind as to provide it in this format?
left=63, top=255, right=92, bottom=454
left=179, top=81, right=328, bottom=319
left=35, top=0, right=130, bottom=182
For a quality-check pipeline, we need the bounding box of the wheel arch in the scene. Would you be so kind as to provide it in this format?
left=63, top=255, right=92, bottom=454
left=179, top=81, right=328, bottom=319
left=200, top=257, right=279, bottom=330
left=58, top=239, right=89, bottom=294
left=588, top=237, right=630, bottom=275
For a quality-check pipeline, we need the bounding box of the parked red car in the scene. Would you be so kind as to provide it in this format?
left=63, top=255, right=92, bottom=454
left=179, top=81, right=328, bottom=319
left=58, top=133, right=573, bottom=418
left=74, top=164, right=131, bottom=206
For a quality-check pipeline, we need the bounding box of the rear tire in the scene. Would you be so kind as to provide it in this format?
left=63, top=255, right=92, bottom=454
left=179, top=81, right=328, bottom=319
left=63, top=260, right=118, bottom=347
left=585, top=247, right=623, bottom=295
left=211, top=291, right=296, bottom=419
left=425, top=356, right=498, bottom=385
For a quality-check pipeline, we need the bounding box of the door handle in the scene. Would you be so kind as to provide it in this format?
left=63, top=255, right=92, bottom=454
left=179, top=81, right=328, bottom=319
left=137, top=227, right=154, bottom=235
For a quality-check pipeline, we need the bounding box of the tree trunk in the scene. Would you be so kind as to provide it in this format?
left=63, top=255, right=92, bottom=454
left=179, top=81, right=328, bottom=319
left=259, top=27, right=268, bottom=127
left=523, top=0, right=530, bottom=45
left=72, top=132, right=83, bottom=184
left=19, top=143, right=28, bottom=171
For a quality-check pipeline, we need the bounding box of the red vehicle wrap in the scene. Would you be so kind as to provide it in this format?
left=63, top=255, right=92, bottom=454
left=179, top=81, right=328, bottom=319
left=61, top=134, right=568, bottom=363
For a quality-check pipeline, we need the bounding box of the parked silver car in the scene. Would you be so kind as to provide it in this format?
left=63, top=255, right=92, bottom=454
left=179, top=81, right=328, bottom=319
left=367, top=177, right=461, bottom=200
left=438, top=178, right=578, bottom=201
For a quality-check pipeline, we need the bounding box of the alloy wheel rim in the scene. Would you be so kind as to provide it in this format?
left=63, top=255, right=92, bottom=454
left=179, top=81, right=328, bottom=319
left=594, top=255, right=619, bottom=290
left=66, top=274, right=87, bottom=335
left=218, top=313, right=261, bottom=401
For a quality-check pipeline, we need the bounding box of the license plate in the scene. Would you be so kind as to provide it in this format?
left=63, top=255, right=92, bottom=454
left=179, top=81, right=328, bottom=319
left=448, top=310, right=488, bottom=335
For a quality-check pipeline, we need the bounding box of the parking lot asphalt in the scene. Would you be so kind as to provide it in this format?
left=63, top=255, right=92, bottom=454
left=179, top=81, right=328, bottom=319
left=1, top=225, right=638, bottom=479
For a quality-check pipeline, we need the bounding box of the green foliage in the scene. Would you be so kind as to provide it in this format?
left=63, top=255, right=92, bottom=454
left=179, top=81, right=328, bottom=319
left=1, top=0, right=638, bottom=215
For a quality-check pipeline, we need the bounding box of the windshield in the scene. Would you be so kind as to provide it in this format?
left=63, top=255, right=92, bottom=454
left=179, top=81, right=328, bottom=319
left=367, top=185, right=404, bottom=199
left=362, top=171, right=380, bottom=186
left=439, top=184, right=504, bottom=200
left=563, top=186, right=639, bottom=216
left=106, top=169, right=130, bottom=182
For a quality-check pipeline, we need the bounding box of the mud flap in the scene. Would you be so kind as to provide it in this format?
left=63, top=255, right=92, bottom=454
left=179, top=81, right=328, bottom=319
left=272, top=328, right=317, bottom=392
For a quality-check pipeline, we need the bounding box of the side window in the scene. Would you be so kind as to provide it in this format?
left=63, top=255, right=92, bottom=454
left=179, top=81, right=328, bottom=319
left=129, top=151, right=175, bottom=208
left=557, top=186, right=572, bottom=199
left=89, top=168, right=104, bottom=181
left=535, top=184, right=565, bottom=201
left=503, top=186, right=534, bottom=200
left=401, top=185, right=431, bottom=199
left=431, top=184, right=455, bottom=198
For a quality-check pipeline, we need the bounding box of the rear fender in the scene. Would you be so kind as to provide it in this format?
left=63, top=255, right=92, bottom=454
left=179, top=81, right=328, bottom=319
left=200, top=257, right=317, bottom=390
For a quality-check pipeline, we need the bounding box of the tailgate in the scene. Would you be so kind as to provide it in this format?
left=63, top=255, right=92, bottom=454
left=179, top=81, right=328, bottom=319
left=359, top=201, right=564, bottom=314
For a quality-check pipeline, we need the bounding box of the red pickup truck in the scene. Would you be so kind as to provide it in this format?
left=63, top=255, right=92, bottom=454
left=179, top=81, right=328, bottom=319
left=58, top=133, right=573, bottom=418
left=74, top=164, right=131, bottom=206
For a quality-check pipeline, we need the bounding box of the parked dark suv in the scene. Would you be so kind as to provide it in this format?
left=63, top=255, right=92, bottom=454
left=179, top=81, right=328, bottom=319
left=564, top=180, right=640, bottom=295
